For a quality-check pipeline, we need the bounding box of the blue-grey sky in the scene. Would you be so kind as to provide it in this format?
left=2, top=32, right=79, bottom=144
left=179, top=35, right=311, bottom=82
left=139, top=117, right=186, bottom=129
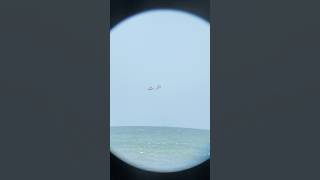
left=110, top=9, right=210, bottom=130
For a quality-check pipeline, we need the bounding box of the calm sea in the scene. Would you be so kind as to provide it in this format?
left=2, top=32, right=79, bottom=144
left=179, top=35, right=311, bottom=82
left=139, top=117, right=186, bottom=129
left=110, top=126, right=210, bottom=172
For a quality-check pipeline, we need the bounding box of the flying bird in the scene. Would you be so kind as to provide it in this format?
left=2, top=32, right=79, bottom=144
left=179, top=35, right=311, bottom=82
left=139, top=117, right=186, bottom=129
left=147, top=84, right=161, bottom=91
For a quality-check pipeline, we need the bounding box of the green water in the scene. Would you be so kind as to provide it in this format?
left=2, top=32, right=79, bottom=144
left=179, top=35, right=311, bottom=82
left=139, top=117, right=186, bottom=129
left=110, top=126, right=210, bottom=172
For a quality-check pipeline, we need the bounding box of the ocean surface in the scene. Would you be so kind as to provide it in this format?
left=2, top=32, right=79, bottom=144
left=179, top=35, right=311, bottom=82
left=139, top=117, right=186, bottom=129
left=110, top=126, right=210, bottom=172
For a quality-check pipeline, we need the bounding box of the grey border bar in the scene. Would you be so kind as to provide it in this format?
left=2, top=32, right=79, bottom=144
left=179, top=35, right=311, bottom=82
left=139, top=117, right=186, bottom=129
left=210, top=0, right=215, bottom=179
left=107, top=0, right=110, bottom=180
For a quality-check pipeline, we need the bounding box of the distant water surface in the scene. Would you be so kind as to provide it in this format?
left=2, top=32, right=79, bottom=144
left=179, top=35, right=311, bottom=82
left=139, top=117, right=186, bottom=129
left=110, top=126, right=210, bottom=172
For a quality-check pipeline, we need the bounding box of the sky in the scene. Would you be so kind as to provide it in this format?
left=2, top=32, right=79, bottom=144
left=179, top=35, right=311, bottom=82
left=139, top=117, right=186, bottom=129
left=110, top=9, right=210, bottom=130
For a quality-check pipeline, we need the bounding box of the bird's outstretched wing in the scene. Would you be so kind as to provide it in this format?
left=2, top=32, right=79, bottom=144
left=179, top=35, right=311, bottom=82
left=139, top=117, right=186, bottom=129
left=156, top=85, right=161, bottom=90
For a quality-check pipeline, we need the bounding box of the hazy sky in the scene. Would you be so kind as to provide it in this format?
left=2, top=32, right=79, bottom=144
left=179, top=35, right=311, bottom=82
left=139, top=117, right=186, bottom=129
left=110, top=9, right=210, bottom=130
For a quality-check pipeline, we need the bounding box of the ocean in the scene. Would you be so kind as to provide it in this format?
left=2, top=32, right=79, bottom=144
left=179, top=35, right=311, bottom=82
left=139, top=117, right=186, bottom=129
left=110, top=126, right=210, bottom=172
